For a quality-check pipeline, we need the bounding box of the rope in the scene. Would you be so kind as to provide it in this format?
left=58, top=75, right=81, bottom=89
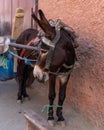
left=0, top=55, right=8, bottom=69
left=41, top=104, right=62, bottom=113
left=9, top=51, right=38, bottom=65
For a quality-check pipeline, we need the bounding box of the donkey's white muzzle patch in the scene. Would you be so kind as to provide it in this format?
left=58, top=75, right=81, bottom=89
left=33, top=65, right=49, bottom=82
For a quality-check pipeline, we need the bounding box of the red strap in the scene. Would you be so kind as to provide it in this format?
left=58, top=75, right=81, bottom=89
left=20, top=39, right=34, bottom=57
left=18, top=39, right=35, bottom=62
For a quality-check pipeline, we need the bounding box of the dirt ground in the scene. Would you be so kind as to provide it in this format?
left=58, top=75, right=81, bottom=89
left=0, top=79, right=99, bottom=130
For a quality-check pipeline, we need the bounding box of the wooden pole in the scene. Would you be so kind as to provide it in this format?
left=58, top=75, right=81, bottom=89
left=32, top=0, right=38, bottom=29
left=8, top=42, right=39, bottom=50
left=24, top=110, right=52, bottom=130
left=26, top=120, right=35, bottom=130
left=31, top=7, right=34, bottom=28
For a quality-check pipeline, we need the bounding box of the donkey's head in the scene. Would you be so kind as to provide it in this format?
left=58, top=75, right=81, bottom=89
left=32, top=10, right=76, bottom=82
left=32, top=10, right=56, bottom=40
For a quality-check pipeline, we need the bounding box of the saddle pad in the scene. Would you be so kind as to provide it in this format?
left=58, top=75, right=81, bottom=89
left=0, top=51, right=16, bottom=81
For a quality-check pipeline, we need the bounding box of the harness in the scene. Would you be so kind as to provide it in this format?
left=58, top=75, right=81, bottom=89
left=49, top=66, right=73, bottom=76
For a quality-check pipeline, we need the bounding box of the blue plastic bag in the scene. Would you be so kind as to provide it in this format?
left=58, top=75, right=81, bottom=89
left=0, top=51, right=16, bottom=81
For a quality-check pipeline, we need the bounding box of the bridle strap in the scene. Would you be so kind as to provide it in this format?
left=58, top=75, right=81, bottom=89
left=41, top=29, right=61, bottom=48
left=52, top=29, right=60, bottom=45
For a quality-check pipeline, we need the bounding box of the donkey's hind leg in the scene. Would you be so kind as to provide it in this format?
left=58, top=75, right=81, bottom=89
left=26, top=65, right=34, bottom=88
left=17, top=63, right=30, bottom=103
left=56, top=75, right=70, bottom=127
left=22, top=65, right=30, bottom=100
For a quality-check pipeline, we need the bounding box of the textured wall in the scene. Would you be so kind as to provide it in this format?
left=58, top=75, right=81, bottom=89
left=39, top=0, right=104, bottom=129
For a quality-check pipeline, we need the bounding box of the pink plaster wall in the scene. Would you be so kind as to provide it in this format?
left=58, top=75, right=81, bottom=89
left=0, top=0, right=33, bottom=35
left=39, top=0, right=104, bottom=129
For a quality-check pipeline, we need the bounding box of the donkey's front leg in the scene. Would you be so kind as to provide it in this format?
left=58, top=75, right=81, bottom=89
left=56, top=75, right=70, bottom=127
left=48, top=74, right=56, bottom=126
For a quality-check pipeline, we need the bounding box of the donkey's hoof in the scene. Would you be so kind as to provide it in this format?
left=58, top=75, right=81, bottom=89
left=23, top=94, right=30, bottom=100
left=57, top=121, right=66, bottom=127
left=48, top=120, right=55, bottom=127
left=17, top=100, right=23, bottom=104
left=23, top=96, right=30, bottom=101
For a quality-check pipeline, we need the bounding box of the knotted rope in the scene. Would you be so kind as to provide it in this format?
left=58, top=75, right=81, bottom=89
left=9, top=51, right=38, bottom=65
left=41, top=104, right=62, bottom=113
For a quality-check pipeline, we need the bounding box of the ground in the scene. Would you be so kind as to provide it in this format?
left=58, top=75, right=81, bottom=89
left=0, top=79, right=99, bottom=130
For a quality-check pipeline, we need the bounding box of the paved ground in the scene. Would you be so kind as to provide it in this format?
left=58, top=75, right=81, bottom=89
left=0, top=79, right=99, bottom=130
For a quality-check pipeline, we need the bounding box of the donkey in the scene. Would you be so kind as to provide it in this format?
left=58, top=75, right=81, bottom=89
left=15, top=28, right=38, bottom=103
left=32, top=10, right=77, bottom=126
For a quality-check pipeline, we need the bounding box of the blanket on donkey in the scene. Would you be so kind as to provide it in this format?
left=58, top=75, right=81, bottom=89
left=0, top=51, right=16, bottom=81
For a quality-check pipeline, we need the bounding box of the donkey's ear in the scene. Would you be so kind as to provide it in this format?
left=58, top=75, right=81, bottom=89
left=38, top=9, right=45, bottom=20
left=38, top=9, right=50, bottom=26
left=31, top=13, right=39, bottom=24
left=32, top=13, right=44, bottom=29
left=32, top=10, right=55, bottom=36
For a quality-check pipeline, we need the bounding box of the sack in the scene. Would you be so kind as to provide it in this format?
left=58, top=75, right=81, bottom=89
left=0, top=51, right=16, bottom=81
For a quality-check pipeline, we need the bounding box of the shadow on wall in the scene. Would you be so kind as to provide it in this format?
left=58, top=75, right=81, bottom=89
left=67, top=36, right=104, bottom=129
left=73, top=36, right=104, bottom=86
